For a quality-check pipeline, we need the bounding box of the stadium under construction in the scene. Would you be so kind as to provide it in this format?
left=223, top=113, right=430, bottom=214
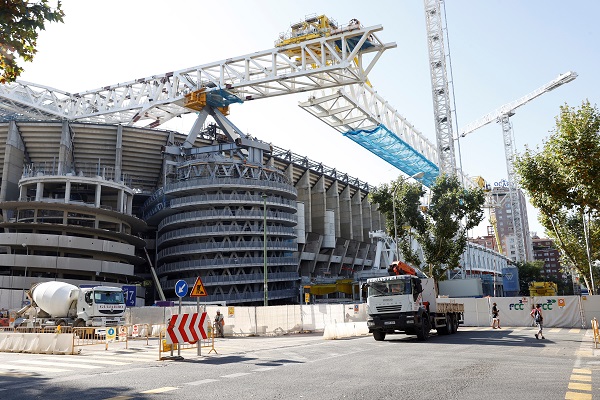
left=0, top=15, right=511, bottom=308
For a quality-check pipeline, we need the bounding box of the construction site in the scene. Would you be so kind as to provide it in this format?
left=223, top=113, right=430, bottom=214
left=0, top=5, right=578, bottom=309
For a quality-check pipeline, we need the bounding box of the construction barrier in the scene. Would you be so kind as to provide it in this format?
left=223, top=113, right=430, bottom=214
left=158, top=322, right=217, bottom=361
left=592, top=318, right=599, bottom=349
left=0, top=328, right=74, bottom=354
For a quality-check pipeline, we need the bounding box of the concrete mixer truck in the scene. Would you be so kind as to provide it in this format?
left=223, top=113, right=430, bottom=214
left=14, top=281, right=126, bottom=329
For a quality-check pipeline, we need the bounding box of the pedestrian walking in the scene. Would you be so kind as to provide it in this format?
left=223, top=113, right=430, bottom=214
left=491, top=302, right=501, bottom=329
left=530, top=304, right=545, bottom=339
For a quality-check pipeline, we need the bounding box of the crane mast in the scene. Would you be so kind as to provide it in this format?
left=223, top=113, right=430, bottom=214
left=424, top=0, right=456, bottom=176
left=459, top=71, right=577, bottom=262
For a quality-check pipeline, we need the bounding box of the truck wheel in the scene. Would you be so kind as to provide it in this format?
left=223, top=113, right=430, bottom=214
left=416, top=320, right=430, bottom=341
left=437, top=316, right=452, bottom=335
left=373, top=331, right=386, bottom=341
left=453, top=315, right=459, bottom=333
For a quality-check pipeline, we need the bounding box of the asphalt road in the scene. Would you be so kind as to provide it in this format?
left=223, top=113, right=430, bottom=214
left=0, top=326, right=598, bottom=400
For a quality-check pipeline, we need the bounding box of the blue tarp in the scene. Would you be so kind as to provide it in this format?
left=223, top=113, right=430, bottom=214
left=343, top=124, right=439, bottom=187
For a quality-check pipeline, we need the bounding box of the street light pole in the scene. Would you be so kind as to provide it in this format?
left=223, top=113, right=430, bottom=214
left=262, top=193, right=268, bottom=307
left=392, top=172, right=425, bottom=261
left=21, top=243, right=28, bottom=306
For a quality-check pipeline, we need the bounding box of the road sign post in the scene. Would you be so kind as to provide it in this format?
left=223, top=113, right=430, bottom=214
left=174, top=280, right=188, bottom=358
left=190, top=276, right=207, bottom=356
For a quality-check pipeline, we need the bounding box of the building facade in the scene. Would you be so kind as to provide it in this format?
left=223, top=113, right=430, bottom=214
left=0, top=120, right=387, bottom=308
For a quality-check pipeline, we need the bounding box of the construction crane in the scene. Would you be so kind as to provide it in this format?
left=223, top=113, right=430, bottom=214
left=423, top=0, right=457, bottom=177
left=0, top=16, right=442, bottom=187
left=459, top=71, right=578, bottom=262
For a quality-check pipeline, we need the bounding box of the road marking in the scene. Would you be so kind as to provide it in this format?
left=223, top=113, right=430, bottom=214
left=570, top=329, right=582, bottom=334
left=80, top=354, right=157, bottom=362
left=141, top=387, right=178, bottom=394
left=570, top=374, right=591, bottom=382
left=253, top=367, right=276, bottom=372
left=186, top=379, right=219, bottom=386
left=53, top=358, right=130, bottom=366
left=573, top=368, right=592, bottom=374
left=104, top=396, right=134, bottom=400
left=0, top=364, right=69, bottom=373
left=13, top=360, right=104, bottom=369
left=565, top=393, right=592, bottom=400
left=568, top=382, right=592, bottom=391
left=220, top=372, right=252, bottom=378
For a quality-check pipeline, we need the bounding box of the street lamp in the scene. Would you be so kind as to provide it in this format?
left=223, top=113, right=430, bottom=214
left=21, top=243, right=28, bottom=306
left=392, top=172, right=425, bottom=260
left=262, top=193, right=268, bottom=307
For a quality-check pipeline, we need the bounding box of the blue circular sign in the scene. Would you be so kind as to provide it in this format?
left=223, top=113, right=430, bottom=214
left=175, top=280, right=188, bottom=298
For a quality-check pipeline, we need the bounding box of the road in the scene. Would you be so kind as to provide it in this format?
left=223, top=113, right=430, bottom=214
left=0, top=326, right=597, bottom=400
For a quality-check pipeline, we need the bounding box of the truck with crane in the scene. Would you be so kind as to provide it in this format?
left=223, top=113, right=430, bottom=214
left=365, top=267, right=464, bottom=341
left=14, top=281, right=126, bottom=329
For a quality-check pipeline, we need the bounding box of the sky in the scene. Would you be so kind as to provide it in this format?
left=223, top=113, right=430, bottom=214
left=16, top=0, right=600, bottom=238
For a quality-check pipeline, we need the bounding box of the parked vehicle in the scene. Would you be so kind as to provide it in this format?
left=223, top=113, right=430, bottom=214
left=14, top=281, right=126, bottom=328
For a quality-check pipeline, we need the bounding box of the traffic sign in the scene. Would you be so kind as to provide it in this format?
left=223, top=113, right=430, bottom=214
left=122, top=285, right=137, bottom=306
left=106, top=327, right=116, bottom=342
left=175, top=280, right=188, bottom=298
left=190, top=277, right=207, bottom=297
left=132, top=324, right=139, bottom=337
left=118, top=326, right=127, bottom=342
left=166, top=312, right=208, bottom=344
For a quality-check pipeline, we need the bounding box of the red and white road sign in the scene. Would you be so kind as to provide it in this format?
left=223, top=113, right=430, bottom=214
left=166, top=312, right=208, bottom=344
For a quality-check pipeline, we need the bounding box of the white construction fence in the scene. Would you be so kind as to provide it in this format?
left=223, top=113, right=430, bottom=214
left=126, top=295, right=600, bottom=337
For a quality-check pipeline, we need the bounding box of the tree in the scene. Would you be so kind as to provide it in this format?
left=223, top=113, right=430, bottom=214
left=0, top=1, right=64, bottom=83
left=516, top=261, right=543, bottom=296
left=370, top=173, right=485, bottom=281
left=515, top=101, right=600, bottom=294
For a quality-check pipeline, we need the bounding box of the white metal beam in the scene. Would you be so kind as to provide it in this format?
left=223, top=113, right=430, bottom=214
left=0, top=25, right=395, bottom=128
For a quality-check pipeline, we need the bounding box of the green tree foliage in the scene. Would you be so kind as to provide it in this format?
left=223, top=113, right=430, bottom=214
left=515, top=101, right=600, bottom=293
left=516, top=261, right=543, bottom=296
left=370, top=173, right=485, bottom=281
left=0, top=1, right=64, bottom=83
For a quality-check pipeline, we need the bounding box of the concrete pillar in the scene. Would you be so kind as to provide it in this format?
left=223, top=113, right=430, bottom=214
left=95, top=183, right=102, bottom=208
left=115, top=125, right=123, bottom=182
left=296, top=170, right=312, bottom=233
left=57, top=120, right=73, bottom=175
left=127, top=193, right=133, bottom=216
left=326, top=180, right=340, bottom=236
left=117, top=189, right=124, bottom=213
left=64, top=180, right=71, bottom=203
left=362, top=199, right=373, bottom=240
left=371, top=205, right=383, bottom=231
left=1, top=121, right=26, bottom=202
left=35, top=182, right=43, bottom=201
left=339, top=185, right=352, bottom=239
left=352, top=190, right=364, bottom=242
left=311, top=175, right=326, bottom=235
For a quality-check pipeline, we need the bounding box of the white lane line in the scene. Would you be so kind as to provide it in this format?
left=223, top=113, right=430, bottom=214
left=186, top=379, right=219, bottom=386
left=141, top=387, right=178, bottom=394
left=34, top=356, right=130, bottom=366
left=252, top=367, right=276, bottom=372
left=0, top=364, right=69, bottom=373
left=220, top=372, right=252, bottom=378
left=79, top=355, right=157, bottom=362
left=13, top=360, right=103, bottom=369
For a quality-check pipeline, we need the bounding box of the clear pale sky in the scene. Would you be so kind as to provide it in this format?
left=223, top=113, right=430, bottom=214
left=17, top=1, right=600, bottom=238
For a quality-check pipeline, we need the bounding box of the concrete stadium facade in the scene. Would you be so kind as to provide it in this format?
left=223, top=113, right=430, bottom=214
left=0, top=120, right=386, bottom=308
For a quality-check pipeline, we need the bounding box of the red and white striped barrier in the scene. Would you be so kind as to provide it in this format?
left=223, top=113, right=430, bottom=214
left=166, top=312, right=208, bottom=344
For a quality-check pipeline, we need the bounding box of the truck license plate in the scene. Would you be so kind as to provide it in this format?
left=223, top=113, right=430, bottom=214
left=384, top=321, right=395, bottom=325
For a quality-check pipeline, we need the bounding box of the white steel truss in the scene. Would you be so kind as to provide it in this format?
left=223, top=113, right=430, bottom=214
left=423, top=0, right=456, bottom=176
left=0, top=25, right=395, bottom=128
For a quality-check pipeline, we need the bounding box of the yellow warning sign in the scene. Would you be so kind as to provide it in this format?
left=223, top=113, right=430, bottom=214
left=190, top=276, right=207, bottom=297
